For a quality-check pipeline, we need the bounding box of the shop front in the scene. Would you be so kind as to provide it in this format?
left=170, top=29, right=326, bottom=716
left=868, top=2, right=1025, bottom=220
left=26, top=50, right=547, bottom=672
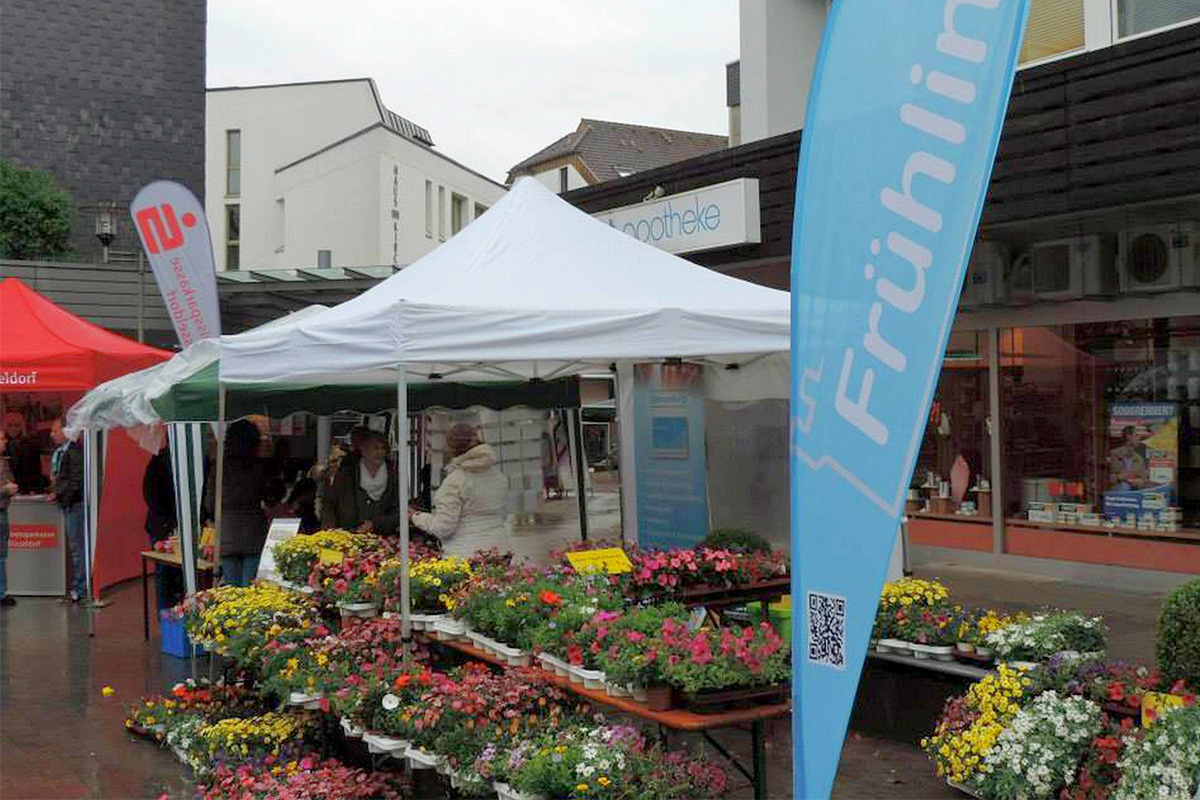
left=565, top=21, right=1200, bottom=583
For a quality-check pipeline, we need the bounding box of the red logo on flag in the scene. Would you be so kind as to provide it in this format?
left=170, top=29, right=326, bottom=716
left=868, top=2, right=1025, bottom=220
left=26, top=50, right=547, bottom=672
left=134, top=203, right=198, bottom=254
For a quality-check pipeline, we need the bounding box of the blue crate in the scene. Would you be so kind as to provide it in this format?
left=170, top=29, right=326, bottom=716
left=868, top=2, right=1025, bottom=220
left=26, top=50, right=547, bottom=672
left=160, top=610, right=204, bottom=658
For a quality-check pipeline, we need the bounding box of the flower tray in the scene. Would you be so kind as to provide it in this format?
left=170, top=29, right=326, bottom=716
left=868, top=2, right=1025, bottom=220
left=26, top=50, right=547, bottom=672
left=339, top=717, right=364, bottom=739
left=496, top=783, right=545, bottom=800
left=910, top=643, right=955, bottom=662
left=947, top=778, right=981, bottom=798
left=673, top=576, right=791, bottom=610
left=337, top=601, right=380, bottom=619
left=875, top=638, right=912, bottom=655
left=405, top=746, right=442, bottom=770
left=604, top=681, right=630, bottom=698
left=536, top=651, right=571, bottom=677
left=492, top=641, right=532, bottom=667
left=570, top=665, right=606, bottom=690
left=953, top=649, right=996, bottom=668
left=467, top=630, right=500, bottom=656
left=630, top=685, right=649, bottom=703
left=408, top=613, right=446, bottom=632
left=680, top=683, right=790, bottom=715
left=127, top=723, right=155, bottom=739
left=431, top=617, right=469, bottom=642
left=288, top=691, right=324, bottom=709
left=364, top=732, right=410, bottom=756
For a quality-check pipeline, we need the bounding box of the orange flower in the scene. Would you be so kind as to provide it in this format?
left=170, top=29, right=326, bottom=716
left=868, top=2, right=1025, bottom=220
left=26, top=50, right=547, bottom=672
left=394, top=674, right=412, bottom=691
left=539, top=589, right=563, bottom=606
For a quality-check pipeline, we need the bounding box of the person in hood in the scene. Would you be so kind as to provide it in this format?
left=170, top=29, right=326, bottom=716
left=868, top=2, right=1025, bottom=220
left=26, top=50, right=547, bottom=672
left=411, top=423, right=509, bottom=558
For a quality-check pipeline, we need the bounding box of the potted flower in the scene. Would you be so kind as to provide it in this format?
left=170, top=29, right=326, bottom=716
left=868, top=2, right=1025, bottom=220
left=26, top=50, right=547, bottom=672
left=658, top=620, right=790, bottom=713
left=592, top=603, right=685, bottom=705
left=908, top=606, right=958, bottom=661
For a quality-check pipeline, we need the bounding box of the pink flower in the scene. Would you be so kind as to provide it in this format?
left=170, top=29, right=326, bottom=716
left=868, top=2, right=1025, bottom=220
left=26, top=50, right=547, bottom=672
left=627, top=631, right=645, bottom=643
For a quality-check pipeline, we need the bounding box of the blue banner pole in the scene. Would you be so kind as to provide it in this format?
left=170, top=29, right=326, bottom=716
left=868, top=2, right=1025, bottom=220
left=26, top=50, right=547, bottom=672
left=788, top=2, right=1031, bottom=797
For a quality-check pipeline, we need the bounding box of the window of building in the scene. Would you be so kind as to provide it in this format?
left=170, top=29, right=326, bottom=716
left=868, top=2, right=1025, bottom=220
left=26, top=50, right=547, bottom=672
left=451, top=193, right=468, bottom=235
left=438, top=185, right=446, bottom=240
left=424, top=180, right=433, bottom=238
left=1116, top=0, right=1200, bottom=38
left=559, top=167, right=569, bottom=193
left=225, top=204, right=240, bottom=270
left=474, top=203, right=489, bottom=219
left=911, top=331, right=994, bottom=518
left=1000, top=317, right=1200, bottom=529
left=226, top=130, right=241, bottom=196
left=1019, top=0, right=1085, bottom=64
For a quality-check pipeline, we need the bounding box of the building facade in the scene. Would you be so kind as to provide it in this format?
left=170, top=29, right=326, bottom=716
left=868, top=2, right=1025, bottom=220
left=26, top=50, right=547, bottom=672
left=568, top=10, right=1200, bottom=588
left=206, top=79, right=506, bottom=273
left=0, top=0, right=206, bottom=262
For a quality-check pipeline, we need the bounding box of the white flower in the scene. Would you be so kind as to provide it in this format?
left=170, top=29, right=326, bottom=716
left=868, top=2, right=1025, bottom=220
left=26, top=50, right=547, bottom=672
left=381, top=693, right=400, bottom=710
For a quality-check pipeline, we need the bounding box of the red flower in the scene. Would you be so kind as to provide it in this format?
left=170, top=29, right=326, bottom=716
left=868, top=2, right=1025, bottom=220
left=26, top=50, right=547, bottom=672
left=1106, top=682, right=1124, bottom=702
left=539, top=589, right=562, bottom=606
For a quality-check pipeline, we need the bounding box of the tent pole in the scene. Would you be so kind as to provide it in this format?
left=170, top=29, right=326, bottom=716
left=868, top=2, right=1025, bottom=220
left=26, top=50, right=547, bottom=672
left=569, top=409, right=588, bottom=541
left=614, top=362, right=638, bottom=547
left=214, top=384, right=226, bottom=582
left=397, top=365, right=410, bottom=641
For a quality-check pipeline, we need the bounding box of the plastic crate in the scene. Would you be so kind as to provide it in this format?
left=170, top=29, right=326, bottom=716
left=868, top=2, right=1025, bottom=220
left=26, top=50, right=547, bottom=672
left=160, top=610, right=204, bottom=658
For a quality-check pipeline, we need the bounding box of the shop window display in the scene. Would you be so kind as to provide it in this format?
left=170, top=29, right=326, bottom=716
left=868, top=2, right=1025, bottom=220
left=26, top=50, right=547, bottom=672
left=1000, top=317, right=1200, bottom=533
left=910, top=332, right=993, bottom=519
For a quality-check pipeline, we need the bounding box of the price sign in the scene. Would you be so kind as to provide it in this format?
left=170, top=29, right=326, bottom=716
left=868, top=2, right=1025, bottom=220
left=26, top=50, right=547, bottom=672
left=255, top=518, right=301, bottom=582
left=565, top=547, right=633, bottom=575
left=1142, top=691, right=1186, bottom=728
left=318, top=548, right=345, bottom=566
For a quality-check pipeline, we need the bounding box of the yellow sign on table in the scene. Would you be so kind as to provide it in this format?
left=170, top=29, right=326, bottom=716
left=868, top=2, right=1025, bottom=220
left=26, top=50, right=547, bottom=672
left=1142, top=691, right=1186, bottom=727
left=318, top=547, right=345, bottom=566
left=565, top=547, right=633, bottom=575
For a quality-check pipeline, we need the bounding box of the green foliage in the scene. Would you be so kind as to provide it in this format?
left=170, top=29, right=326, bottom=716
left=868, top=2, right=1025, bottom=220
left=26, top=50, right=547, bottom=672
left=700, top=528, right=772, bottom=554
left=0, top=160, right=72, bottom=259
left=1157, top=578, right=1200, bottom=687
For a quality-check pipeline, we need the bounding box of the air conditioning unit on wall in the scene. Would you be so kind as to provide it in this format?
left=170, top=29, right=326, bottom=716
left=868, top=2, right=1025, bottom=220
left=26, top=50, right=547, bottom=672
left=960, top=241, right=1007, bottom=307
left=1009, top=235, right=1118, bottom=302
left=1119, top=223, right=1200, bottom=293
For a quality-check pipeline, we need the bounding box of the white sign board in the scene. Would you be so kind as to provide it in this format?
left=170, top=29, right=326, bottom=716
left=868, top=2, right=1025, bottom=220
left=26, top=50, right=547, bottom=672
left=256, top=518, right=302, bottom=583
left=592, top=178, right=761, bottom=255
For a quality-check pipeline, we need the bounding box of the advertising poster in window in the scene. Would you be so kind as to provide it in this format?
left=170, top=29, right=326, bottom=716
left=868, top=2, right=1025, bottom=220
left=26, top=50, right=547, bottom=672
left=632, top=363, right=709, bottom=550
left=1103, top=403, right=1178, bottom=523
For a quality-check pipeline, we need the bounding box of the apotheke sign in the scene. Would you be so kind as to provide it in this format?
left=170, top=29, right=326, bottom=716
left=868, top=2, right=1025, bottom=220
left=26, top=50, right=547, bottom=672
left=593, top=178, right=761, bottom=255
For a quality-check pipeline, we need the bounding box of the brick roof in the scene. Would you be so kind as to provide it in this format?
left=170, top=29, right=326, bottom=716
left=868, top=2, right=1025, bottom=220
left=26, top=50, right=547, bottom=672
left=507, top=119, right=727, bottom=185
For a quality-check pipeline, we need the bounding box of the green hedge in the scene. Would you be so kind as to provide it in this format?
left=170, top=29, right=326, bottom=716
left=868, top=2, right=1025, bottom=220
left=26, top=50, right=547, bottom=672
left=1157, top=578, right=1200, bottom=687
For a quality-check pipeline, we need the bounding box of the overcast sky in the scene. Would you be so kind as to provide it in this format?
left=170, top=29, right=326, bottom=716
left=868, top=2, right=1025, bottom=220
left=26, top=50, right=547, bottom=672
left=207, top=1, right=739, bottom=184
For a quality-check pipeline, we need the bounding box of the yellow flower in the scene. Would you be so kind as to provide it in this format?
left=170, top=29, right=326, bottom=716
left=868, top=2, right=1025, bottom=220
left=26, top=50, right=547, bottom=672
left=597, top=777, right=610, bottom=787
left=101, top=685, right=115, bottom=697
left=576, top=784, right=589, bottom=793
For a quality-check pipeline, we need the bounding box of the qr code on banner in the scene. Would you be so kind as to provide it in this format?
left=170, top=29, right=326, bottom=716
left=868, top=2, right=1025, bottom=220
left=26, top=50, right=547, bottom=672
left=807, top=591, right=847, bottom=669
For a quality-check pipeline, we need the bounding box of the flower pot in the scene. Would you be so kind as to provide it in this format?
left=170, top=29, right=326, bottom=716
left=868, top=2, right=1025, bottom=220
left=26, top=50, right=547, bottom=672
left=337, top=601, right=379, bottom=619
left=566, top=664, right=585, bottom=685
left=409, top=613, right=445, bottom=632
left=681, top=683, right=790, bottom=714
left=374, top=734, right=410, bottom=756
left=432, top=617, right=468, bottom=642
left=494, top=782, right=511, bottom=798
left=496, top=784, right=544, bottom=800
left=974, top=646, right=993, bottom=660
left=645, top=685, right=674, bottom=711
left=435, top=758, right=452, bottom=776
left=1010, top=660, right=1040, bottom=671
left=630, top=685, right=649, bottom=703
left=339, top=717, right=364, bottom=739
left=955, top=642, right=975, bottom=655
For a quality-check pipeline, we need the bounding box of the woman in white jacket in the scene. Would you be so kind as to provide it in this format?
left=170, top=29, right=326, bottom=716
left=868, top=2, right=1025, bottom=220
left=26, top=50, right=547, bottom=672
left=410, top=424, right=510, bottom=558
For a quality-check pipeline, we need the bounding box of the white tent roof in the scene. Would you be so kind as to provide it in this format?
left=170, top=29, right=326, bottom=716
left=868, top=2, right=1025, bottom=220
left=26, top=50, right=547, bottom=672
left=221, top=178, right=790, bottom=384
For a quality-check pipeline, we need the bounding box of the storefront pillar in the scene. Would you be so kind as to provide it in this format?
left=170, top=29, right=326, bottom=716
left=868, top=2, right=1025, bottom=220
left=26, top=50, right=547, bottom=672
left=987, top=327, right=1004, bottom=555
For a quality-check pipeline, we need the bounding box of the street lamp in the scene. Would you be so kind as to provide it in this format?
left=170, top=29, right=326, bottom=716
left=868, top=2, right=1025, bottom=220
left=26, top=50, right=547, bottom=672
left=90, top=202, right=119, bottom=263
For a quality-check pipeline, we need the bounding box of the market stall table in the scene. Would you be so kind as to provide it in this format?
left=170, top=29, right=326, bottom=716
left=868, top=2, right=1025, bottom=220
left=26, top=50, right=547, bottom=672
left=420, top=634, right=789, bottom=800
left=140, top=550, right=213, bottom=640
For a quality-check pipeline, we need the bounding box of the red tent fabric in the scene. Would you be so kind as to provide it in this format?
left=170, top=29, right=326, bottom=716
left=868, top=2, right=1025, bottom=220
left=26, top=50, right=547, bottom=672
left=1, top=278, right=171, bottom=594
left=0, top=277, right=168, bottom=389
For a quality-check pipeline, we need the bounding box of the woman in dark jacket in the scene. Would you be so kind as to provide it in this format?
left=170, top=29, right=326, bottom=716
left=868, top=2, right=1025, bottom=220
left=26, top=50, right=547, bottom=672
left=217, top=419, right=269, bottom=586
left=322, top=431, right=399, bottom=535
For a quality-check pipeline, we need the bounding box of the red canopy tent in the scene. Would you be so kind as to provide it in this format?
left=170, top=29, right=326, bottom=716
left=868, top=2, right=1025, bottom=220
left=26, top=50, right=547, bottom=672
left=0, top=277, right=171, bottom=593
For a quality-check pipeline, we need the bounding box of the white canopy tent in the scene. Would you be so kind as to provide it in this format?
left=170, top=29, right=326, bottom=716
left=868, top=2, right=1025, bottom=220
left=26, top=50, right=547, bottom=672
left=218, top=177, right=791, bottom=636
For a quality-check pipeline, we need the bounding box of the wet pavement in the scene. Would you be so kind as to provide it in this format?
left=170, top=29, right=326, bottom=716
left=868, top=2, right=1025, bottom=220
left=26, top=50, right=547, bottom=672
left=0, top=559, right=1172, bottom=799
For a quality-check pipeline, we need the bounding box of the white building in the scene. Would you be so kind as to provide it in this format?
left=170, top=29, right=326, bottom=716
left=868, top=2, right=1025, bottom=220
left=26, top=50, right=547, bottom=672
left=733, top=0, right=1200, bottom=144
left=205, top=78, right=506, bottom=272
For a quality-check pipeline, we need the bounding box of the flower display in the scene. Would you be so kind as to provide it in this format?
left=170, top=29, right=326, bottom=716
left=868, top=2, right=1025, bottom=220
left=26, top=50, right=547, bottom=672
left=178, top=583, right=316, bottom=663
left=403, top=555, right=473, bottom=613
left=195, top=712, right=315, bottom=772
left=271, top=530, right=377, bottom=584
left=199, top=756, right=408, bottom=800
left=658, top=618, right=789, bottom=694
left=986, top=611, right=1108, bottom=664
left=922, top=664, right=1031, bottom=785
left=623, top=546, right=786, bottom=597
left=1112, top=704, right=1200, bottom=799
left=974, top=691, right=1102, bottom=800
left=880, top=577, right=950, bottom=609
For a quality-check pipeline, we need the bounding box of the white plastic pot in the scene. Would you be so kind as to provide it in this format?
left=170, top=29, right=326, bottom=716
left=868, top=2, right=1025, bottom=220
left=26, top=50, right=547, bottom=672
left=630, top=685, right=649, bottom=703
left=405, top=746, right=442, bottom=770
left=288, top=691, right=322, bottom=706
left=493, top=641, right=531, bottom=667
left=566, top=664, right=585, bottom=685
left=537, top=652, right=570, bottom=677
left=337, top=601, right=379, bottom=619
left=605, top=682, right=629, bottom=698
left=575, top=667, right=606, bottom=690
left=409, top=613, right=446, bottom=632
left=910, top=643, right=955, bottom=661
left=875, top=638, right=911, bottom=655
left=432, top=617, right=469, bottom=641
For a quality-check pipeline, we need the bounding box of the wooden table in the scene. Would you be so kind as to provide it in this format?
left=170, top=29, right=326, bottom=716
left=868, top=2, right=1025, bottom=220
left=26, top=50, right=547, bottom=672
left=140, top=550, right=213, bottom=641
left=421, top=635, right=790, bottom=799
